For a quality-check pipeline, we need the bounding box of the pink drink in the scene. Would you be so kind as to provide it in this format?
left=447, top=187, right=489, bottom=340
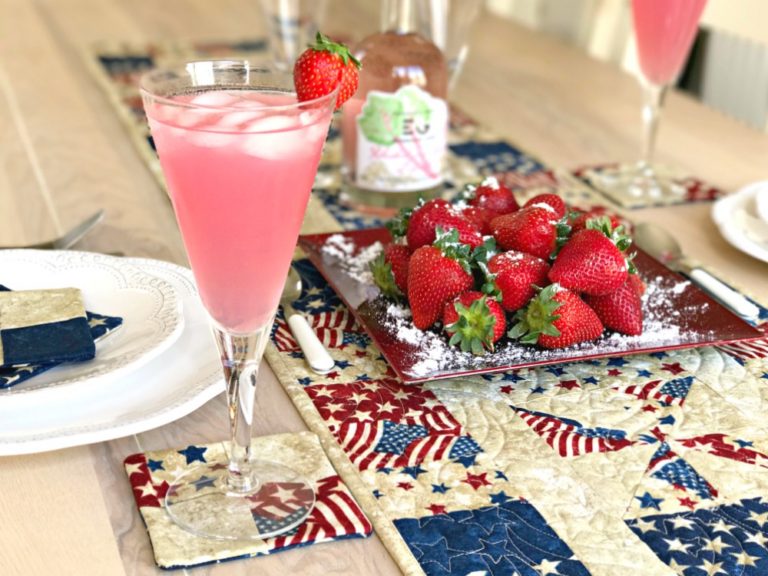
left=632, top=0, right=707, bottom=85
left=145, top=90, right=332, bottom=333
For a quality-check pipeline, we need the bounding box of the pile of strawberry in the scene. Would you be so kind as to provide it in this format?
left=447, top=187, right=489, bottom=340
left=370, top=178, right=645, bottom=354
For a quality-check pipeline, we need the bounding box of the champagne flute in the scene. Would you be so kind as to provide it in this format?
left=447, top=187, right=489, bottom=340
left=140, top=61, right=337, bottom=540
left=601, top=0, right=707, bottom=201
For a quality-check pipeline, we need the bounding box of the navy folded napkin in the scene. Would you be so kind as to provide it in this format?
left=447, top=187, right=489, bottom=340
left=0, top=284, right=123, bottom=390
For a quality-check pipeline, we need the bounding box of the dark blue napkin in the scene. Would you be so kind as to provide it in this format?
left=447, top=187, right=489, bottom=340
left=0, top=285, right=123, bottom=390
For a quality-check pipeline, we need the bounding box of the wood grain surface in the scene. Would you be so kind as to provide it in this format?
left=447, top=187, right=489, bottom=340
left=0, top=1, right=766, bottom=575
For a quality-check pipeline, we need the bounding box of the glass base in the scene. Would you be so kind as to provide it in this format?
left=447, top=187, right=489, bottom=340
left=590, top=163, right=686, bottom=205
left=164, top=459, right=315, bottom=540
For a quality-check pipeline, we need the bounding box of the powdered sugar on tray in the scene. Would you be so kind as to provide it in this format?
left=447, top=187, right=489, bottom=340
left=321, top=234, right=383, bottom=285
left=320, top=234, right=719, bottom=380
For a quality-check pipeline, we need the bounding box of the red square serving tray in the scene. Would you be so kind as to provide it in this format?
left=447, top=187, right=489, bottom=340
left=298, top=228, right=763, bottom=384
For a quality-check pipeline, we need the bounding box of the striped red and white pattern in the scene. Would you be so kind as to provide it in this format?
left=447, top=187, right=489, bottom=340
left=401, top=434, right=456, bottom=465
left=515, top=409, right=631, bottom=458
left=337, top=420, right=402, bottom=470
left=272, top=475, right=372, bottom=549
left=619, top=380, right=686, bottom=406
left=412, top=410, right=463, bottom=436
left=717, top=337, right=768, bottom=361
left=273, top=309, right=361, bottom=352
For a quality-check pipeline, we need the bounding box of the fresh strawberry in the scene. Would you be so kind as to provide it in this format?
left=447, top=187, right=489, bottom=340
left=570, top=206, right=626, bottom=235
left=489, top=206, right=561, bottom=260
left=487, top=250, right=550, bottom=311
left=461, top=205, right=495, bottom=235
left=443, top=291, right=506, bottom=354
left=293, top=32, right=360, bottom=110
left=466, top=177, right=519, bottom=215
left=370, top=244, right=410, bottom=298
left=406, top=199, right=482, bottom=250
left=549, top=224, right=630, bottom=296
left=523, top=193, right=567, bottom=219
left=628, top=272, right=646, bottom=297
left=584, top=278, right=643, bottom=336
left=508, top=284, right=604, bottom=348
left=407, top=229, right=474, bottom=330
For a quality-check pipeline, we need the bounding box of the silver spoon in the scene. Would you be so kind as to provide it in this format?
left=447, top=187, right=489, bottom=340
left=0, top=210, right=104, bottom=250
left=280, top=267, right=335, bottom=374
left=634, top=222, right=760, bottom=321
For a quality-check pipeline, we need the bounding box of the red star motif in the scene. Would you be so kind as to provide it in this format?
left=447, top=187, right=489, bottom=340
left=355, top=350, right=368, bottom=358
left=607, top=369, right=622, bottom=376
left=642, top=404, right=658, bottom=413
left=397, top=482, right=414, bottom=491
left=662, top=362, right=685, bottom=375
left=558, top=379, right=580, bottom=390
left=499, top=385, right=514, bottom=394
left=326, top=371, right=340, bottom=380
left=209, top=462, right=228, bottom=471
left=678, top=497, right=697, bottom=510
left=463, top=472, right=491, bottom=490
left=427, top=504, right=446, bottom=515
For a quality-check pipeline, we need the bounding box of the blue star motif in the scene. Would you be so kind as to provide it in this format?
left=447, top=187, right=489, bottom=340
left=495, top=470, right=508, bottom=481
left=545, top=366, right=565, bottom=376
left=649, top=351, right=668, bottom=359
left=147, top=459, right=164, bottom=472
left=501, top=372, right=525, bottom=382
left=288, top=351, right=305, bottom=359
left=735, top=439, right=754, bottom=448
left=455, top=454, right=477, bottom=468
left=583, top=376, right=599, bottom=385
left=373, top=489, right=383, bottom=499
left=178, top=445, right=207, bottom=464
left=636, top=491, right=663, bottom=510
left=336, top=360, right=351, bottom=369
left=607, top=357, right=629, bottom=367
left=530, top=385, right=546, bottom=394
left=298, top=377, right=312, bottom=385
left=636, top=369, right=653, bottom=377
left=490, top=491, right=514, bottom=504
left=378, top=467, right=393, bottom=475
left=356, top=374, right=371, bottom=381
left=761, top=372, right=768, bottom=380
left=432, top=483, right=450, bottom=494
left=659, top=415, right=676, bottom=426
left=402, top=465, right=427, bottom=479
left=193, top=475, right=216, bottom=491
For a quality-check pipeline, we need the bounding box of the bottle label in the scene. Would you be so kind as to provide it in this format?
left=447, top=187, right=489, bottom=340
left=355, top=85, right=447, bottom=193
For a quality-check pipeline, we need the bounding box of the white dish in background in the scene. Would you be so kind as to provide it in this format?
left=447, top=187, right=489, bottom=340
left=0, top=253, right=224, bottom=455
left=0, top=250, right=184, bottom=394
left=712, top=181, right=768, bottom=264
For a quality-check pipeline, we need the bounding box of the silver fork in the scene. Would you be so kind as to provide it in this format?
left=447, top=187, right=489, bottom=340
left=0, top=210, right=104, bottom=250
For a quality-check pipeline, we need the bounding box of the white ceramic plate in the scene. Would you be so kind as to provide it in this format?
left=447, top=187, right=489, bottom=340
left=712, top=182, right=768, bottom=264
left=0, top=250, right=184, bottom=394
left=0, top=254, right=223, bottom=455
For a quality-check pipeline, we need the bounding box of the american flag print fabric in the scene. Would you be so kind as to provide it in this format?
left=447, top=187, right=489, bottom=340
left=124, top=433, right=371, bottom=569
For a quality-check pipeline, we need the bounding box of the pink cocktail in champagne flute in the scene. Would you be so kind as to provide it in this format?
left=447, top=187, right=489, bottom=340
left=141, top=62, right=337, bottom=540
left=601, top=0, right=707, bottom=201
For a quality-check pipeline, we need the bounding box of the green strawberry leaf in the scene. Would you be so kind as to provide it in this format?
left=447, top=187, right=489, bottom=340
left=434, top=227, right=472, bottom=273
left=445, top=297, right=497, bottom=355
left=369, top=253, right=402, bottom=299
left=386, top=206, right=412, bottom=240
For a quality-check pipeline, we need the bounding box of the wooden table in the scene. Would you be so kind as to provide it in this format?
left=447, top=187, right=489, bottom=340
left=0, top=2, right=766, bottom=575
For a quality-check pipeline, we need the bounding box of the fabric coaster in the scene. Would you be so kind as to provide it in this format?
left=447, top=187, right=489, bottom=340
left=573, top=163, right=725, bottom=208
left=124, top=431, right=372, bottom=570
left=0, top=284, right=123, bottom=389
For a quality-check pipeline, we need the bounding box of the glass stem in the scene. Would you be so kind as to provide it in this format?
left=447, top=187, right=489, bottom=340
left=213, top=324, right=272, bottom=493
left=640, top=82, right=667, bottom=170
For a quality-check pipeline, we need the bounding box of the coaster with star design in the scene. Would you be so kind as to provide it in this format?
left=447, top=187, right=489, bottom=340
left=124, top=432, right=372, bottom=569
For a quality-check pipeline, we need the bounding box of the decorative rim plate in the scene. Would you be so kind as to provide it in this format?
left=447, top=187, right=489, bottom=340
left=0, top=250, right=184, bottom=394
left=712, top=181, right=768, bottom=264
left=0, top=254, right=223, bottom=455
left=299, top=228, right=764, bottom=384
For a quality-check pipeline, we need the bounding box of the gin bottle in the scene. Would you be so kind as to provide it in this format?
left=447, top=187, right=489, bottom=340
left=340, top=0, right=448, bottom=213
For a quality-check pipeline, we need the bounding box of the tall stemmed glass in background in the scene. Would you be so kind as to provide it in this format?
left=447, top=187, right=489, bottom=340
left=141, top=62, right=337, bottom=540
left=602, top=0, right=707, bottom=201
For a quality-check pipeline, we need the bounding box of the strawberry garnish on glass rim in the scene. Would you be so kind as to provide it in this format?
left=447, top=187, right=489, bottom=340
left=293, top=32, right=361, bottom=110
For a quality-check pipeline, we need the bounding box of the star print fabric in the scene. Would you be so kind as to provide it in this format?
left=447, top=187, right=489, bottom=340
left=124, top=432, right=372, bottom=569
left=0, top=284, right=123, bottom=389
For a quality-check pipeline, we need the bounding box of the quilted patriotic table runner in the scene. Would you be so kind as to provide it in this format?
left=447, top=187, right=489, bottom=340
left=93, top=40, right=768, bottom=575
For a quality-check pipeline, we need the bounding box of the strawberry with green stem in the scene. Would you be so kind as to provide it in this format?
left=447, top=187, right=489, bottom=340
left=294, top=32, right=361, bottom=110
left=407, top=227, right=475, bottom=330
left=443, top=291, right=506, bottom=354
left=406, top=198, right=482, bottom=250
left=508, top=284, right=604, bottom=349
left=370, top=243, right=410, bottom=298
